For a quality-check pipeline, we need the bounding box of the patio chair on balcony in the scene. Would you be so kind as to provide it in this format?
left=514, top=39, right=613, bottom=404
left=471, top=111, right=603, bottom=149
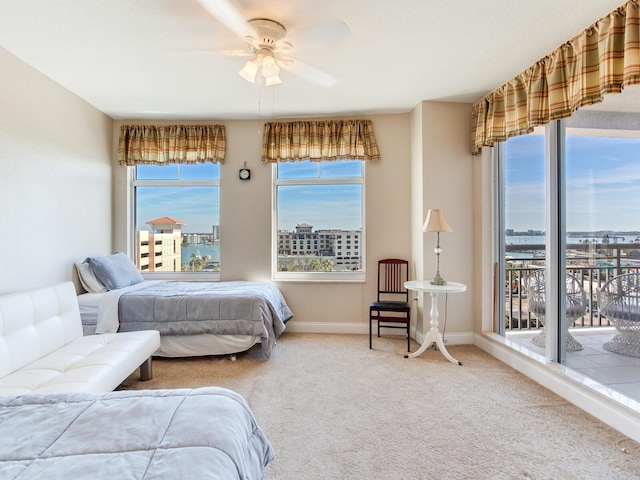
left=524, top=270, right=585, bottom=351
left=598, top=273, right=640, bottom=357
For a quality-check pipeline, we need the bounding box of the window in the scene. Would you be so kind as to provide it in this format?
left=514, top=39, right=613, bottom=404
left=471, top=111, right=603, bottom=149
left=497, top=112, right=640, bottom=403
left=132, top=163, right=220, bottom=278
left=273, top=160, right=365, bottom=281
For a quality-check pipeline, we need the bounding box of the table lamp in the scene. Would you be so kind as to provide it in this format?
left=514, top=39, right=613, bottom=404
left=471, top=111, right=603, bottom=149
left=423, top=209, right=453, bottom=285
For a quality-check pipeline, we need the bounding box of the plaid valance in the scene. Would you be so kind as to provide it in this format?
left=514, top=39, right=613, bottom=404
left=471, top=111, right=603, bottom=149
left=118, top=124, right=226, bottom=165
left=261, top=120, right=381, bottom=163
left=471, top=0, right=640, bottom=155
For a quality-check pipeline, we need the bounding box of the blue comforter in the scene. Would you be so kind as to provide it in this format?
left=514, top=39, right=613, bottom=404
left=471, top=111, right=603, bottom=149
left=118, top=281, right=292, bottom=358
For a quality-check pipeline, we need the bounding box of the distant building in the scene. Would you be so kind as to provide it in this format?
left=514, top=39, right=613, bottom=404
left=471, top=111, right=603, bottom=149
left=136, top=216, right=184, bottom=272
left=278, top=224, right=361, bottom=271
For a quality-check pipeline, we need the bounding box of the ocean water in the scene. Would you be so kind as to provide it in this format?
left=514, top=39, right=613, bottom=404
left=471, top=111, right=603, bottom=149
left=505, top=235, right=640, bottom=261
left=506, top=235, right=640, bottom=246
left=181, top=244, right=220, bottom=264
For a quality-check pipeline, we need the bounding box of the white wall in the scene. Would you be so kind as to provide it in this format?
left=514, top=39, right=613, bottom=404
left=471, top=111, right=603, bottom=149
left=474, top=147, right=496, bottom=333
left=112, top=114, right=413, bottom=332
left=0, top=47, right=113, bottom=294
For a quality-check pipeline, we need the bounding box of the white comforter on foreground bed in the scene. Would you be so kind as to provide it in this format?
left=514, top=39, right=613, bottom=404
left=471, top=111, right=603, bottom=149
left=0, top=387, right=273, bottom=480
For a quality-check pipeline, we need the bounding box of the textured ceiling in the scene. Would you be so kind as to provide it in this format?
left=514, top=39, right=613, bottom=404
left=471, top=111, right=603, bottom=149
left=0, top=0, right=632, bottom=120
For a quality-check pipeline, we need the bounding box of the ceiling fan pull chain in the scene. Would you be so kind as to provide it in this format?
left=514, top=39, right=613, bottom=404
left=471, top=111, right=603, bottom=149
left=257, top=88, right=262, bottom=135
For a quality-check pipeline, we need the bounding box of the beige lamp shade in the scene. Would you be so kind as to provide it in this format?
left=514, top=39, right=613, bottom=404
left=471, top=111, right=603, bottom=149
left=422, top=209, right=453, bottom=233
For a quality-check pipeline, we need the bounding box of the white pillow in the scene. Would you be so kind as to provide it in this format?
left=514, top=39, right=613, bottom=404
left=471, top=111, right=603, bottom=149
left=75, top=262, right=107, bottom=293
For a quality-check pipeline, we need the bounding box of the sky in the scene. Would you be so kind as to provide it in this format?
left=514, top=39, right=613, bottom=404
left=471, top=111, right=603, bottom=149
left=135, top=160, right=362, bottom=233
left=505, top=132, right=640, bottom=233
left=136, top=186, right=219, bottom=233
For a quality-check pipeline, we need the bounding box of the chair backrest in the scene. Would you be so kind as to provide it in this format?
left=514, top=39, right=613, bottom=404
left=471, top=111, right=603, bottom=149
left=524, top=269, right=586, bottom=317
left=599, top=272, right=640, bottom=318
left=565, top=273, right=587, bottom=317
left=0, top=281, right=82, bottom=378
left=377, top=259, right=409, bottom=303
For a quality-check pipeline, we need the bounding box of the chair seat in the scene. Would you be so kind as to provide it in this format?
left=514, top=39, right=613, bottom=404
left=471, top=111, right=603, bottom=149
left=370, top=301, right=410, bottom=310
left=528, top=302, right=585, bottom=318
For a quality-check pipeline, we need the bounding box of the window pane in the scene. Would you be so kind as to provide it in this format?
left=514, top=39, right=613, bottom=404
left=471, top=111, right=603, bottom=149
left=565, top=133, right=640, bottom=364
left=137, top=164, right=178, bottom=180
left=180, top=163, right=220, bottom=180
left=277, top=162, right=319, bottom=179
left=320, top=161, right=362, bottom=178
left=136, top=163, right=220, bottom=180
left=135, top=186, right=220, bottom=272
left=277, top=184, right=362, bottom=272
left=503, top=132, right=546, bottom=338
left=277, top=160, right=363, bottom=179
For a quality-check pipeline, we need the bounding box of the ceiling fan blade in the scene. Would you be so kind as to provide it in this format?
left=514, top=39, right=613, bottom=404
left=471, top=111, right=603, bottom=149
left=169, top=47, right=253, bottom=57
left=286, top=21, right=351, bottom=50
left=280, top=58, right=339, bottom=87
left=196, top=0, right=255, bottom=39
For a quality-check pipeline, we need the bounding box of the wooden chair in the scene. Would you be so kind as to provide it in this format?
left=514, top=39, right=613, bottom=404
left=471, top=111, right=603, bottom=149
left=369, top=259, right=411, bottom=351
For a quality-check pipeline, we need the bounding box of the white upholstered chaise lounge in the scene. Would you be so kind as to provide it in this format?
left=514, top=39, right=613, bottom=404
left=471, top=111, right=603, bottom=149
left=0, top=281, right=160, bottom=395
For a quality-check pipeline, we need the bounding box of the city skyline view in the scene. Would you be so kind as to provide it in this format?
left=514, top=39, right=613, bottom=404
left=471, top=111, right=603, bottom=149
left=505, top=132, right=640, bottom=233
left=277, top=185, right=362, bottom=232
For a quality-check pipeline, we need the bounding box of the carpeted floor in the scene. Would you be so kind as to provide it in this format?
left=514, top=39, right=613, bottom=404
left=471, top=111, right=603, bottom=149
left=119, top=333, right=640, bottom=479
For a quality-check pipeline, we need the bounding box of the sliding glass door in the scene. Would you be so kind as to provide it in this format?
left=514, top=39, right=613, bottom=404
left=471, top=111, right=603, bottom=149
left=564, top=127, right=640, bottom=398
left=498, top=112, right=640, bottom=403
left=501, top=128, right=547, bottom=350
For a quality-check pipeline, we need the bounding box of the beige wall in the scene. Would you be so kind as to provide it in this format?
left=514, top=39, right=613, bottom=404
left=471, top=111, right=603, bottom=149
left=0, top=47, right=113, bottom=294
left=112, top=114, right=413, bottom=332
left=411, top=101, right=475, bottom=341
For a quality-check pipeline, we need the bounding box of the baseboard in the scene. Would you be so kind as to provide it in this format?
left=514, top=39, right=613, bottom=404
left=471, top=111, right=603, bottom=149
left=415, top=330, right=474, bottom=345
left=284, top=321, right=474, bottom=344
left=474, top=331, right=640, bottom=444
left=284, top=322, right=367, bottom=335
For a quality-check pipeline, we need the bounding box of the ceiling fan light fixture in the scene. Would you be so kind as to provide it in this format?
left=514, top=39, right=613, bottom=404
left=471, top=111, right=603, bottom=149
left=265, top=74, right=281, bottom=86
left=239, top=59, right=259, bottom=83
left=261, top=54, right=279, bottom=78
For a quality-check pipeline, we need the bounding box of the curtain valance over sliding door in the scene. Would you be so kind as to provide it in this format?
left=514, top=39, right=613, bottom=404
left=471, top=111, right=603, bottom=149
left=261, top=120, right=381, bottom=162
left=118, top=124, right=226, bottom=165
left=471, top=0, right=640, bottom=155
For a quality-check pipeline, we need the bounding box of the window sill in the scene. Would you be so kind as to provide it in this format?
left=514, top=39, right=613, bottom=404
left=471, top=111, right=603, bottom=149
left=272, top=271, right=365, bottom=283
left=142, top=272, right=221, bottom=282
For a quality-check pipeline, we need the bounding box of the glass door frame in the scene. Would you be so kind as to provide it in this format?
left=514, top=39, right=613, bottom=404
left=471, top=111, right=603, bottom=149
left=495, top=120, right=569, bottom=364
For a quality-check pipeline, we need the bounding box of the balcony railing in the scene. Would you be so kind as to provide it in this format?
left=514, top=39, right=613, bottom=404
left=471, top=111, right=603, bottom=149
left=505, top=242, right=640, bottom=331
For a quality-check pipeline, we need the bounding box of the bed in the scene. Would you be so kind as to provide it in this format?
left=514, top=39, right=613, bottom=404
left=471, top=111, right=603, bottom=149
left=78, top=280, right=293, bottom=358
left=78, top=280, right=293, bottom=359
left=0, top=387, right=273, bottom=480
left=75, top=253, right=292, bottom=359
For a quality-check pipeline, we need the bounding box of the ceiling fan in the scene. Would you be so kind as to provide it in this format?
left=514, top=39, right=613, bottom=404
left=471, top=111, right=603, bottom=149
left=196, top=0, right=350, bottom=87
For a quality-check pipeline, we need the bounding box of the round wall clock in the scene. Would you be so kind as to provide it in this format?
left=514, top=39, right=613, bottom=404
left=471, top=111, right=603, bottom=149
left=239, top=168, right=251, bottom=180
